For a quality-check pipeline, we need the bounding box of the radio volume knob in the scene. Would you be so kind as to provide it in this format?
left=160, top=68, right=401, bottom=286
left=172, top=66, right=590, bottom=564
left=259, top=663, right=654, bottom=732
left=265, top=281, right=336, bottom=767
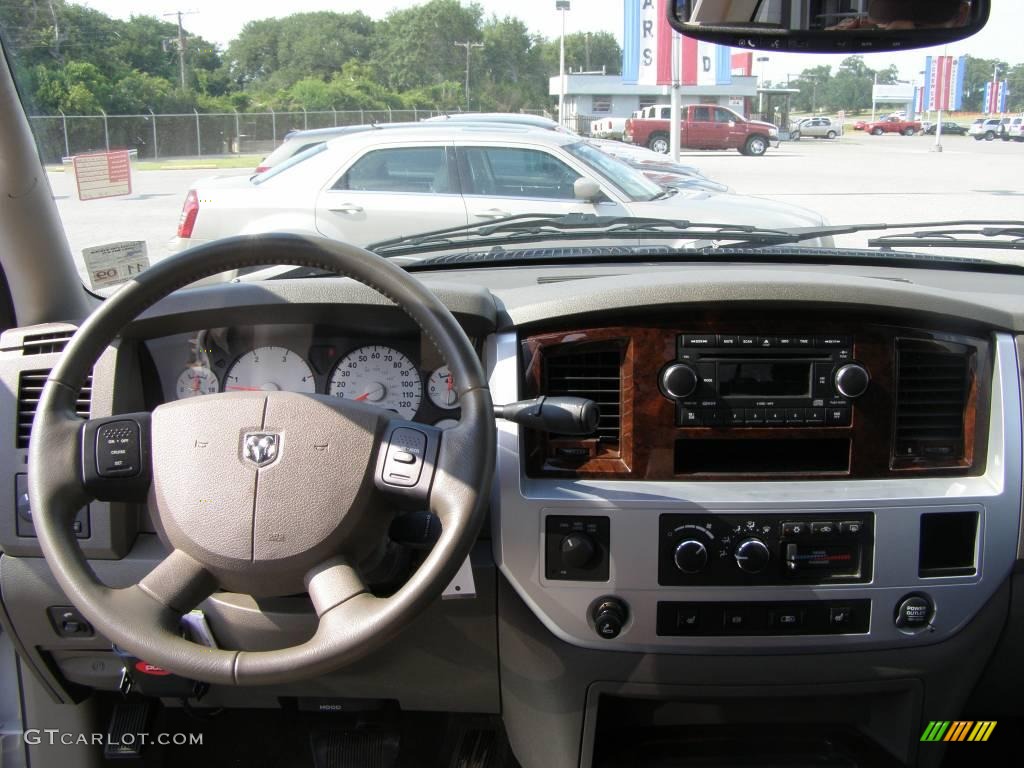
left=673, top=539, right=709, bottom=574
left=734, top=538, right=771, bottom=574
left=834, top=363, right=870, bottom=399
left=660, top=363, right=699, bottom=400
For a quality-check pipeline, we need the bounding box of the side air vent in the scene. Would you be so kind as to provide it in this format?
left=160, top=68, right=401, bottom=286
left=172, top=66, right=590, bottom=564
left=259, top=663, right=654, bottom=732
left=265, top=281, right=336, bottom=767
left=16, top=370, right=92, bottom=449
left=22, top=330, right=74, bottom=355
left=545, top=344, right=622, bottom=445
left=894, top=340, right=970, bottom=461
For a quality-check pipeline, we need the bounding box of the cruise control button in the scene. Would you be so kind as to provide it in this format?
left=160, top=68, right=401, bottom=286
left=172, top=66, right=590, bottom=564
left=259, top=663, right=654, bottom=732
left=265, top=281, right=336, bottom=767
left=95, top=420, right=141, bottom=477
left=393, top=451, right=416, bottom=464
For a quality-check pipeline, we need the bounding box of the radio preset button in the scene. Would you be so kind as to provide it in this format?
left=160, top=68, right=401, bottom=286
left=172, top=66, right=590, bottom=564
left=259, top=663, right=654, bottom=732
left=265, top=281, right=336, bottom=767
left=678, top=407, right=702, bottom=426
left=826, top=407, right=852, bottom=426
left=805, top=408, right=826, bottom=425
left=765, top=409, right=785, bottom=424
left=786, top=408, right=805, bottom=425
left=744, top=408, right=765, bottom=425
left=703, top=409, right=724, bottom=426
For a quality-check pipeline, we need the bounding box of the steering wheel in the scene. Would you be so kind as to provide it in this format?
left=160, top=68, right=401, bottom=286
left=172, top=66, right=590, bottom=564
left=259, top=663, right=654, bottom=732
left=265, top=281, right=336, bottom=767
left=28, top=234, right=495, bottom=686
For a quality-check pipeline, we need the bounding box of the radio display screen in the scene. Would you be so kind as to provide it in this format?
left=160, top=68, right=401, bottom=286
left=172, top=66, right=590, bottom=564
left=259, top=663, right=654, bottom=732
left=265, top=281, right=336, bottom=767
left=718, top=361, right=811, bottom=398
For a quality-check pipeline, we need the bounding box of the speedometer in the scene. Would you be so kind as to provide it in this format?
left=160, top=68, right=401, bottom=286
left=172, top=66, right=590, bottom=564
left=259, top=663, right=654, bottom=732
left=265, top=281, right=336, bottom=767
left=329, top=345, right=422, bottom=420
left=224, top=346, right=315, bottom=393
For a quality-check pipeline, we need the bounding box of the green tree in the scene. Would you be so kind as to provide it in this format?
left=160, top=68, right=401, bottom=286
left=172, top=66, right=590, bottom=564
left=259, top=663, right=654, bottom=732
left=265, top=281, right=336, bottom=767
left=538, top=31, right=622, bottom=76
left=370, top=0, right=484, bottom=90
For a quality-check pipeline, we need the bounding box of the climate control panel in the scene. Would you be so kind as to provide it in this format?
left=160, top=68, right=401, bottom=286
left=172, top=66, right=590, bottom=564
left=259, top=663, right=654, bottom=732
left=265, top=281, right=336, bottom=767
left=658, top=513, right=873, bottom=586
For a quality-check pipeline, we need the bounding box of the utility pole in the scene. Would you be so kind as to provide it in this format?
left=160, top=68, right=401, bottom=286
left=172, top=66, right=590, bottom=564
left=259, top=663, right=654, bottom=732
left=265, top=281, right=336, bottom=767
left=453, top=41, right=484, bottom=109
left=163, top=10, right=198, bottom=90
left=556, top=1, right=571, bottom=127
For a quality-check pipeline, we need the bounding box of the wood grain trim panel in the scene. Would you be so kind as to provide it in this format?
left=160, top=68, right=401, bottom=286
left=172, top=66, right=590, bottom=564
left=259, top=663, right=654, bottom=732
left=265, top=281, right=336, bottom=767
left=522, top=316, right=991, bottom=481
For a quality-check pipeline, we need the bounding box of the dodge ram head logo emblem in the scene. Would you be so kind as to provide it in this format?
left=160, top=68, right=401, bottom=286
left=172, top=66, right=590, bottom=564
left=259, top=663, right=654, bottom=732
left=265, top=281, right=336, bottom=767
left=242, top=432, right=280, bottom=467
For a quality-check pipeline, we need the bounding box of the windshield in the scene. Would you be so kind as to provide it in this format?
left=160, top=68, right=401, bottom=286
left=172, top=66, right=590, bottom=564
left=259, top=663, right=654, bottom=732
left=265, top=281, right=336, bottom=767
left=568, top=141, right=665, bottom=201
left=0, top=0, right=1022, bottom=287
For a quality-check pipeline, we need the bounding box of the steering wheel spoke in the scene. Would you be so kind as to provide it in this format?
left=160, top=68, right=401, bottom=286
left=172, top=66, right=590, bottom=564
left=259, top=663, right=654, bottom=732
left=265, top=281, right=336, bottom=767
left=373, top=417, right=442, bottom=507
left=81, top=412, right=153, bottom=502
left=137, top=548, right=218, bottom=616
left=305, top=556, right=368, bottom=617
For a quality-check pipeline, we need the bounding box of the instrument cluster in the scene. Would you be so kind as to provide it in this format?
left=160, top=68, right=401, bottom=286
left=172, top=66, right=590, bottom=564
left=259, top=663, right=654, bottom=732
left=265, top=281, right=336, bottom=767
left=150, top=324, right=463, bottom=428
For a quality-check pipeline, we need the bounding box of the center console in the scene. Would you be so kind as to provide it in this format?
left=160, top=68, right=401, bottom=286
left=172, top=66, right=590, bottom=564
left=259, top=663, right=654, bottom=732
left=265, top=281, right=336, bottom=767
left=490, top=311, right=1019, bottom=656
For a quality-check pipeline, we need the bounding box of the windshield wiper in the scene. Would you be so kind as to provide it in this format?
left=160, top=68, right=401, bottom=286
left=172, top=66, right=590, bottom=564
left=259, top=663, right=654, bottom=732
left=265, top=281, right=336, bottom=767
left=727, top=219, right=1024, bottom=252
left=368, top=213, right=796, bottom=257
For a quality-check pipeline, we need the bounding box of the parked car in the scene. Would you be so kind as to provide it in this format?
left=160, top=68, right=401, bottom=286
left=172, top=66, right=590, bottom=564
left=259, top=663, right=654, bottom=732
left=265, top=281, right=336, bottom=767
left=863, top=116, right=922, bottom=136
left=852, top=119, right=868, bottom=131
left=170, top=125, right=827, bottom=256
left=623, top=104, right=779, bottom=156
left=922, top=121, right=969, bottom=136
left=1008, top=116, right=1024, bottom=142
left=790, top=117, right=842, bottom=140
left=969, top=118, right=1005, bottom=141
left=1001, top=116, right=1023, bottom=141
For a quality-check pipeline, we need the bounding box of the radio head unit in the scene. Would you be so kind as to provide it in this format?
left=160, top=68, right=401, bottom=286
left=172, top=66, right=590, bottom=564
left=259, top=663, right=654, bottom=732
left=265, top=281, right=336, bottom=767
left=659, top=335, right=869, bottom=428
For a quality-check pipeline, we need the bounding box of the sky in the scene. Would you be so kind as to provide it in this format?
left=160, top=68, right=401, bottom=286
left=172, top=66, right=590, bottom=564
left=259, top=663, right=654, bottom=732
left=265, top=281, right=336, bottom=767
left=82, top=0, right=1020, bottom=84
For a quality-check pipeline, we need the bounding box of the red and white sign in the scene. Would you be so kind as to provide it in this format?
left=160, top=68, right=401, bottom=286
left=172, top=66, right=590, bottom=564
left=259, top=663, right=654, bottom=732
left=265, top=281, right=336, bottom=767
left=72, top=150, right=132, bottom=201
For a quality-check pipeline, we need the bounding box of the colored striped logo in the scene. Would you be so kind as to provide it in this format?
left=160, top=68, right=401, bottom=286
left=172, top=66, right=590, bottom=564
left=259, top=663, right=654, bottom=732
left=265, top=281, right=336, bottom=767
left=920, top=721, right=997, bottom=742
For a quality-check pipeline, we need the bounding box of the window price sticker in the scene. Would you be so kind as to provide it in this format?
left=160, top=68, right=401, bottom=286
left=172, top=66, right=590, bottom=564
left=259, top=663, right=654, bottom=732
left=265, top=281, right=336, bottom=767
left=82, top=241, right=150, bottom=291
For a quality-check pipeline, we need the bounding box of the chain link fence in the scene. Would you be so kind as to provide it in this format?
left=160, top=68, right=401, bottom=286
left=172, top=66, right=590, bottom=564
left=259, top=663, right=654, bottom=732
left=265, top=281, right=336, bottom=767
left=28, top=108, right=558, bottom=164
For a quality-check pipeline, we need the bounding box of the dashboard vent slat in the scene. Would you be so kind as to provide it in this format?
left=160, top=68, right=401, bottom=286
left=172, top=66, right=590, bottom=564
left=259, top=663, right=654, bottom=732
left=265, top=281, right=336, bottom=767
left=21, top=330, right=75, bottom=355
left=894, top=340, right=969, bottom=460
left=16, top=370, right=92, bottom=449
left=544, top=344, right=622, bottom=444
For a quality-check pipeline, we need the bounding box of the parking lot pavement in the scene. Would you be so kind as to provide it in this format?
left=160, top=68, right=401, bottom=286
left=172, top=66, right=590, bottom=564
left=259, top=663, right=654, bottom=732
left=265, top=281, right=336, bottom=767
left=49, top=131, right=1023, bottom=285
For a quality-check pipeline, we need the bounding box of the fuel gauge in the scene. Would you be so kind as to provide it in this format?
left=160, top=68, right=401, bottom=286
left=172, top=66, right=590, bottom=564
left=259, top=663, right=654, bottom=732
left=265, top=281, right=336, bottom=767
left=427, top=366, right=459, bottom=409
left=176, top=365, right=219, bottom=399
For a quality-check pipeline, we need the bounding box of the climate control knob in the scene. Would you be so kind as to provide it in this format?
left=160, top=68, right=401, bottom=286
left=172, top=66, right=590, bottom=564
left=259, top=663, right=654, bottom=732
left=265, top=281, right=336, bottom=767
left=673, top=539, right=709, bottom=574
left=734, top=538, right=771, bottom=574
left=559, top=533, right=597, bottom=570
left=660, top=363, right=699, bottom=400
left=834, top=363, right=870, bottom=399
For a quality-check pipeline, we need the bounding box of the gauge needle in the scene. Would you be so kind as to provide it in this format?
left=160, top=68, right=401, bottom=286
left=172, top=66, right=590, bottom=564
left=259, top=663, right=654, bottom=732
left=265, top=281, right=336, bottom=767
left=354, top=392, right=371, bottom=401
left=226, top=385, right=263, bottom=391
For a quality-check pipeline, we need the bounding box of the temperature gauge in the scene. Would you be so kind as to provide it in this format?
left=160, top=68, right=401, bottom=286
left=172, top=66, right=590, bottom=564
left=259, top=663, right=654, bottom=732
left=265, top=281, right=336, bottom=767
left=427, top=366, right=459, bottom=409
left=176, top=365, right=219, bottom=399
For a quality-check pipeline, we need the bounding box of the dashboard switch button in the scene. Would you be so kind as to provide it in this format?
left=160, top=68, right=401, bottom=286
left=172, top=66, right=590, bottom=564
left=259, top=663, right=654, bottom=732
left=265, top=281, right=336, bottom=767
left=95, top=420, right=142, bottom=477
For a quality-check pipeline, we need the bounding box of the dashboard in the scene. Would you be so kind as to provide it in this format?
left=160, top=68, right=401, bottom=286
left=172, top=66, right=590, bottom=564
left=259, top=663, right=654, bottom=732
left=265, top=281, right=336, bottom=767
left=144, top=323, right=467, bottom=428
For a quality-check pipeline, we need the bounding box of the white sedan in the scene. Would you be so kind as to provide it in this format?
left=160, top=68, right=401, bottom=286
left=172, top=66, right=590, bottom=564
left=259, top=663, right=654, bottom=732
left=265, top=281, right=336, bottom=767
left=170, top=125, right=829, bottom=254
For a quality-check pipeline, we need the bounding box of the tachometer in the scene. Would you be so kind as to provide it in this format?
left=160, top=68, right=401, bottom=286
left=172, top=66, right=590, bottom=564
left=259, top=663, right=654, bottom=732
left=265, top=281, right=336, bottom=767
left=329, top=345, right=421, bottom=419
left=224, top=346, right=315, bottom=393
left=176, top=365, right=219, bottom=398
left=426, top=365, right=459, bottom=409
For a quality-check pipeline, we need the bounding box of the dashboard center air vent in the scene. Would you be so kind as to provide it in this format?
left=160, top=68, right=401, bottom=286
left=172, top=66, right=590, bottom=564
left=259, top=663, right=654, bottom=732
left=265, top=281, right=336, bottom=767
left=544, top=343, right=622, bottom=445
left=17, top=370, right=92, bottom=449
left=894, top=340, right=970, bottom=462
left=22, top=330, right=75, bottom=355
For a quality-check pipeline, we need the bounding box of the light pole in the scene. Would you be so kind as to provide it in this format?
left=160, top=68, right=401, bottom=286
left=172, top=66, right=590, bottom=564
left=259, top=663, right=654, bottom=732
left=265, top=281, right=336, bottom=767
left=556, top=1, right=571, bottom=127
left=756, top=56, right=769, bottom=115
left=453, top=41, right=484, bottom=110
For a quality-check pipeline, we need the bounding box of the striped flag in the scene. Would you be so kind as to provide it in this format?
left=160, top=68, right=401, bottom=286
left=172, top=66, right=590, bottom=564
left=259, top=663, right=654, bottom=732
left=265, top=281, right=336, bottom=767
left=984, top=80, right=1009, bottom=114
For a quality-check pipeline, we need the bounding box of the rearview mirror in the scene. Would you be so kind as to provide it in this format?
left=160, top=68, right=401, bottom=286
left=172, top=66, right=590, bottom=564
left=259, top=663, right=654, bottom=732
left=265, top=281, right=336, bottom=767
left=574, top=178, right=603, bottom=202
left=669, top=0, right=989, bottom=53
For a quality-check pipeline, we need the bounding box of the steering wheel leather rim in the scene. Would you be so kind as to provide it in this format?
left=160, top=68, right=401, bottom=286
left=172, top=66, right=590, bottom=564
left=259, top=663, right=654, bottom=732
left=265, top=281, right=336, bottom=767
left=28, top=233, right=495, bottom=685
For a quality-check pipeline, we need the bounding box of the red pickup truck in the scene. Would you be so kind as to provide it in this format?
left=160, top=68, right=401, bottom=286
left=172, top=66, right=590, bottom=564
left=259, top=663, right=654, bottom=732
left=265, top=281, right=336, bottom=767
left=864, top=116, right=923, bottom=136
left=623, top=104, right=780, bottom=156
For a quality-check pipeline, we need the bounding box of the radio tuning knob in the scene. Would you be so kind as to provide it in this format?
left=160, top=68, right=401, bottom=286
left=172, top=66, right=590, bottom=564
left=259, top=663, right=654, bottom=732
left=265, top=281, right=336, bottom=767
left=660, top=363, right=699, bottom=400
left=734, top=538, right=771, bottom=574
left=834, top=363, right=870, bottom=399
